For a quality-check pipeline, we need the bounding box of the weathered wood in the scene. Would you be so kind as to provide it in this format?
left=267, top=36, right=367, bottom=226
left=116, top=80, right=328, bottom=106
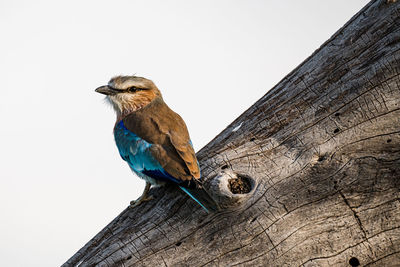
left=64, top=1, right=400, bottom=266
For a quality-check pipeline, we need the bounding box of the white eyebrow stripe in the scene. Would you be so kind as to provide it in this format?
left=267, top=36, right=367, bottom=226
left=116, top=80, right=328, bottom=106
left=109, top=80, right=149, bottom=90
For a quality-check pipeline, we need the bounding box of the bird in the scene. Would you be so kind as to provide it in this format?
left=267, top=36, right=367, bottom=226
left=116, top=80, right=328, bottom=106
left=95, top=75, right=219, bottom=212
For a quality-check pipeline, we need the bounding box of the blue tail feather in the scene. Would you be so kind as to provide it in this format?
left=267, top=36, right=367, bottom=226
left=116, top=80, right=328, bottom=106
left=179, top=186, right=210, bottom=213
left=179, top=186, right=220, bottom=213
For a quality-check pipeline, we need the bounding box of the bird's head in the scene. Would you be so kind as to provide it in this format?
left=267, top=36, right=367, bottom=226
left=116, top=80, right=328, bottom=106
left=95, top=75, right=161, bottom=117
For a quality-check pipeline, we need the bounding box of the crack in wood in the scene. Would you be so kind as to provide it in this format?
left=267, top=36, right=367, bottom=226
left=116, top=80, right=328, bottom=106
left=338, top=190, right=368, bottom=239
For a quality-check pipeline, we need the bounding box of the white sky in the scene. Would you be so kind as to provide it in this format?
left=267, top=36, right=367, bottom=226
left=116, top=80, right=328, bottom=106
left=0, top=1, right=369, bottom=266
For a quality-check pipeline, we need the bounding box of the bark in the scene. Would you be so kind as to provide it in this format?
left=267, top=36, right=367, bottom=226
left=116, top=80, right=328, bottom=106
left=64, top=1, right=400, bottom=266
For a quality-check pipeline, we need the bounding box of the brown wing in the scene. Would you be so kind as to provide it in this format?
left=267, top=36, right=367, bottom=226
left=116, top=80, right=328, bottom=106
left=122, top=97, right=200, bottom=181
left=166, top=114, right=201, bottom=179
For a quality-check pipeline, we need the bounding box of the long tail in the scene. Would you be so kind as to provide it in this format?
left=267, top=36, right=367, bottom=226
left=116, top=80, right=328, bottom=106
left=179, top=186, right=219, bottom=213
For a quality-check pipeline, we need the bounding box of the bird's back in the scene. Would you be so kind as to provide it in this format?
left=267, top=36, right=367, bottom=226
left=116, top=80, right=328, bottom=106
left=114, top=97, right=200, bottom=185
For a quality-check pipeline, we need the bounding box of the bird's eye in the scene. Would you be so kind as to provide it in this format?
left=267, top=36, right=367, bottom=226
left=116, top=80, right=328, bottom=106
left=128, top=86, right=142, bottom=92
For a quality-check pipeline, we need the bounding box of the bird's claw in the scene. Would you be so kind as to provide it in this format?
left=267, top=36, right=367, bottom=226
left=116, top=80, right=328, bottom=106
left=129, top=195, right=154, bottom=208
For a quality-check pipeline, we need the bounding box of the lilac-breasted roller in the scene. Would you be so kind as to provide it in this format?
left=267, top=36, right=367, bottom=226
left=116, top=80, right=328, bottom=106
left=95, top=75, right=218, bottom=212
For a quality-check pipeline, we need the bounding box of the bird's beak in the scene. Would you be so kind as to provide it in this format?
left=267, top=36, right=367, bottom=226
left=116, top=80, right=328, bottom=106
left=95, top=85, right=118, bottom=95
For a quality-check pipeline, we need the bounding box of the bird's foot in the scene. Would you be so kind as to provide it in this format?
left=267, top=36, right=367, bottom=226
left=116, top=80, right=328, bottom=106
left=129, top=195, right=154, bottom=208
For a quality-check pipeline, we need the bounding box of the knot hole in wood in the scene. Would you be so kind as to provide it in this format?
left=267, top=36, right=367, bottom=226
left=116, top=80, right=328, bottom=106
left=207, top=170, right=256, bottom=209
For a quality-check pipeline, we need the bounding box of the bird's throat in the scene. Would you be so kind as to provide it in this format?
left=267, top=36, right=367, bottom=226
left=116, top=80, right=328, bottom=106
left=109, top=92, right=160, bottom=121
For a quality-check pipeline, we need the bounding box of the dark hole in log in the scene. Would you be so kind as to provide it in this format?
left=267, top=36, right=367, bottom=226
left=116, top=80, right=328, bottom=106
left=126, top=256, right=132, bottom=261
left=228, top=175, right=252, bottom=194
left=333, top=180, right=338, bottom=189
left=250, top=217, right=257, bottom=223
left=349, top=257, right=360, bottom=266
left=221, top=165, right=228, bottom=170
left=334, top=128, right=340, bottom=133
left=250, top=137, right=256, bottom=141
left=175, top=241, right=182, bottom=246
left=387, top=139, right=392, bottom=143
left=335, top=112, right=340, bottom=116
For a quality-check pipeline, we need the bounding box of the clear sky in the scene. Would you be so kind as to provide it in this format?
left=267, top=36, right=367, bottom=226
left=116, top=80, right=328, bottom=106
left=0, top=1, right=369, bottom=266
